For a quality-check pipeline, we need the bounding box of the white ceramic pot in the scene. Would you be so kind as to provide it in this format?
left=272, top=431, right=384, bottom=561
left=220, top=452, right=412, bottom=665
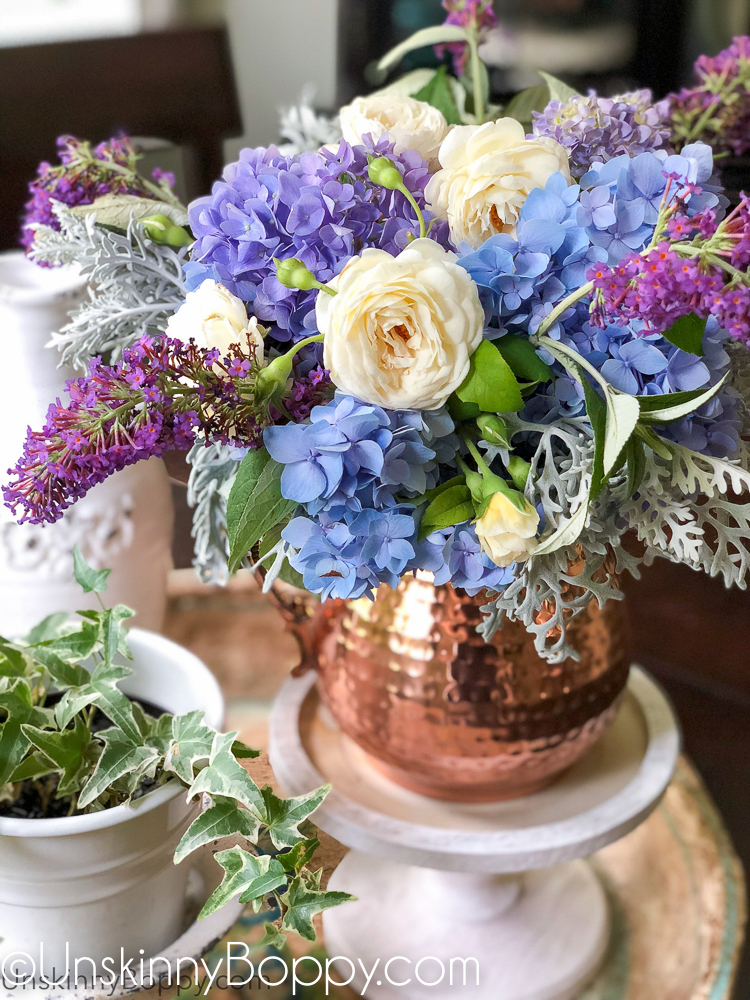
left=0, top=629, right=224, bottom=979
left=0, top=251, right=174, bottom=635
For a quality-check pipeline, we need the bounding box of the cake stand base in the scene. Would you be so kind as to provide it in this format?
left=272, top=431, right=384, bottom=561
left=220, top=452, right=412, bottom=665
left=324, top=852, right=609, bottom=1000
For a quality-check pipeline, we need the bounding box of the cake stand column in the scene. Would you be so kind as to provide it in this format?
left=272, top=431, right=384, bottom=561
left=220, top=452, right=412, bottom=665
left=270, top=667, right=680, bottom=1000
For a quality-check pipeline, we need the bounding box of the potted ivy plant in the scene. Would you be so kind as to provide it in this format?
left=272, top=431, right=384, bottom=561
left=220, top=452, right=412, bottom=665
left=0, top=550, right=347, bottom=980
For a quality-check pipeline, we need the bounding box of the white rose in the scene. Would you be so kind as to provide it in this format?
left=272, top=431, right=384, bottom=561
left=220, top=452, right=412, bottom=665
left=166, top=278, right=264, bottom=365
left=339, top=93, right=449, bottom=169
left=316, top=238, right=483, bottom=411
left=426, top=118, right=570, bottom=248
left=475, top=491, right=539, bottom=567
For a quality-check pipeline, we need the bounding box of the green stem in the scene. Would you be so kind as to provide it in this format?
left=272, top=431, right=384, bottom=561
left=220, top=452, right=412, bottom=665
left=399, top=184, right=427, bottom=239
left=534, top=280, right=595, bottom=340
left=461, top=432, right=492, bottom=477
left=467, top=28, right=486, bottom=125
left=103, top=160, right=185, bottom=209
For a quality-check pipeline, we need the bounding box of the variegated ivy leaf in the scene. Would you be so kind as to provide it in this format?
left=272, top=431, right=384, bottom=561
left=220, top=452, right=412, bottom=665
left=43, top=619, right=101, bottom=662
left=198, top=847, right=287, bottom=920
left=0, top=641, right=32, bottom=680
left=277, top=837, right=320, bottom=875
left=72, top=546, right=111, bottom=593
left=22, top=612, right=70, bottom=646
left=55, top=660, right=141, bottom=744
left=22, top=716, right=94, bottom=797
left=0, top=681, right=55, bottom=786
left=143, top=712, right=174, bottom=755
left=174, top=798, right=261, bottom=864
left=279, top=877, right=353, bottom=941
left=9, top=751, right=57, bottom=783
left=78, top=728, right=160, bottom=809
left=163, top=710, right=216, bottom=784
left=186, top=731, right=265, bottom=817
left=257, top=922, right=287, bottom=951
left=261, top=784, right=330, bottom=850
left=30, top=647, right=89, bottom=690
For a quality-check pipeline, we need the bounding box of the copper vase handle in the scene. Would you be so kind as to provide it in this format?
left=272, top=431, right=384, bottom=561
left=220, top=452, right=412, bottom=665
left=263, top=577, right=326, bottom=676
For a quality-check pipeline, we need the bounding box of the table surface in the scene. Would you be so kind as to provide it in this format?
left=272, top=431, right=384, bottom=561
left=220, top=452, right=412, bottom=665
left=162, top=570, right=748, bottom=999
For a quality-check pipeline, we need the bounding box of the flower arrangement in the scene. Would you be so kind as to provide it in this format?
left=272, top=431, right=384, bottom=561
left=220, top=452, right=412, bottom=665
left=0, top=549, right=348, bottom=942
left=10, top=6, right=750, bottom=661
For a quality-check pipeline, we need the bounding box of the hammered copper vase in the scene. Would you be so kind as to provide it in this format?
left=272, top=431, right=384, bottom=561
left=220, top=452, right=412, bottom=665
left=272, top=572, right=630, bottom=802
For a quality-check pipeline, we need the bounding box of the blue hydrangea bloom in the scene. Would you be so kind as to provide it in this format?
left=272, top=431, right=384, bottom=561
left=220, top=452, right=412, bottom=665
left=411, top=524, right=514, bottom=597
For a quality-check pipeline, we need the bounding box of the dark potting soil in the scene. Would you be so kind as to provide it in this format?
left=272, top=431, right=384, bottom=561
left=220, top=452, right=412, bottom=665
left=0, top=697, right=170, bottom=820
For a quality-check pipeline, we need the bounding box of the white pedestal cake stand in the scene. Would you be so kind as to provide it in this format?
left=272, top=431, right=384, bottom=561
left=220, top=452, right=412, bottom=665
left=269, top=667, right=680, bottom=1000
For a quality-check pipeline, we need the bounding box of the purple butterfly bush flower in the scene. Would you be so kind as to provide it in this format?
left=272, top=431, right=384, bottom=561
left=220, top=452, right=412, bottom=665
left=21, top=135, right=175, bottom=255
left=185, top=137, right=451, bottom=346
left=434, top=0, right=498, bottom=76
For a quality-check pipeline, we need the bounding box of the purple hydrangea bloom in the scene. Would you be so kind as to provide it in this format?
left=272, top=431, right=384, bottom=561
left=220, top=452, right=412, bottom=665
left=532, top=90, right=672, bottom=179
left=186, top=137, right=451, bottom=344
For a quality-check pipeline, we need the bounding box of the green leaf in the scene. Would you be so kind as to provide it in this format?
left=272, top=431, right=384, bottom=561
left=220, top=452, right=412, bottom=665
left=447, top=395, right=481, bottom=423
left=72, top=547, right=111, bottom=593
left=580, top=375, right=607, bottom=499
left=623, top=436, right=647, bottom=497
left=174, top=799, right=262, bottom=864
left=418, top=484, right=475, bottom=540
left=280, top=878, right=353, bottom=941
left=261, top=784, right=330, bottom=850
left=257, top=923, right=287, bottom=951
left=226, top=451, right=298, bottom=575
left=30, top=648, right=89, bottom=689
left=662, top=313, right=706, bottom=356
left=533, top=500, right=590, bottom=557
left=639, top=375, right=728, bottom=424
left=538, top=70, right=578, bottom=103
left=278, top=837, right=320, bottom=875
left=377, top=25, right=468, bottom=74
left=456, top=341, right=523, bottom=413
left=23, top=613, right=70, bottom=646
left=187, top=731, right=265, bottom=817
left=603, top=392, right=640, bottom=477
left=635, top=423, right=673, bottom=461
left=231, top=740, right=261, bottom=760
left=413, top=66, right=462, bottom=125
left=77, top=729, right=160, bottom=809
left=199, top=847, right=288, bottom=919
left=0, top=681, right=55, bottom=785
left=22, top=716, right=93, bottom=796
left=494, top=336, right=554, bottom=383
left=163, top=710, right=217, bottom=784
left=9, top=751, right=56, bottom=783
left=45, top=620, right=101, bottom=662
left=54, top=660, right=140, bottom=744
left=0, top=641, right=31, bottom=679
left=100, top=605, right=135, bottom=667
left=503, top=84, right=550, bottom=127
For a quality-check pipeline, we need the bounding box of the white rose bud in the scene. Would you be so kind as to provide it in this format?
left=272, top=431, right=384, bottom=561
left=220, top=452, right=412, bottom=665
left=426, top=118, right=570, bottom=248
left=339, top=93, right=450, bottom=170
left=166, top=278, right=264, bottom=365
left=316, top=238, right=483, bottom=411
left=475, top=491, right=540, bottom=568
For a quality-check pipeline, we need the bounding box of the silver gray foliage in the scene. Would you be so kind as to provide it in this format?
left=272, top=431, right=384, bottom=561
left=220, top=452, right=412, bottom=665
left=277, top=88, right=342, bottom=156
left=29, top=205, right=187, bottom=370
left=186, top=441, right=241, bottom=585
left=478, top=414, right=630, bottom=662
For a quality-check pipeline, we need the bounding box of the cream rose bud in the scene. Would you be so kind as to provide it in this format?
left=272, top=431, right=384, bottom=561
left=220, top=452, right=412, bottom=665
left=316, top=238, right=483, bottom=411
left=339, top=93, right=449, bottom=169
left=475, top=491, right=540, bottom=568
left=166, top=278, right=264, bottom=365
left=426, top=118, right=571, bottom=248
